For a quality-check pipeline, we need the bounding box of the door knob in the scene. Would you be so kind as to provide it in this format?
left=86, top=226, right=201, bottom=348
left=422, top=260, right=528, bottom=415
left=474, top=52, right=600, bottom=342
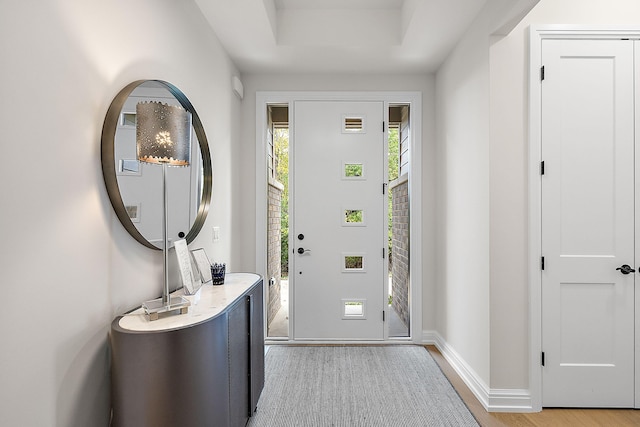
left=297, top=247, right=311, bottom=254
left=616, top=264, right=636, bottom=275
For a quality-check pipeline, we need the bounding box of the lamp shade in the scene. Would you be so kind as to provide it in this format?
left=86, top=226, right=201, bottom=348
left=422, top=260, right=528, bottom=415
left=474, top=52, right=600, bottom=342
left=136, top=101, right=192, bottom=166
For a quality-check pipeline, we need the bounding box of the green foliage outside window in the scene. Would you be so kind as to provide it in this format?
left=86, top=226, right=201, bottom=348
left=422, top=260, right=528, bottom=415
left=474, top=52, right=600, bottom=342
left=345, top=163, right=363, bottom=177
left=388, top=127, right=399, bottom=182
left=345, top=256, right=364, bottom=269
left=275, top=128, right=289, bottom=276
left=345, top=209, right=363, bottom=223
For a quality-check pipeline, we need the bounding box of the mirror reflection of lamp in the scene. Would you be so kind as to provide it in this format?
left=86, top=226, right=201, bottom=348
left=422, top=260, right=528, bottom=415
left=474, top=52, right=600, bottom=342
left=137, top=101, right=192, bottom=320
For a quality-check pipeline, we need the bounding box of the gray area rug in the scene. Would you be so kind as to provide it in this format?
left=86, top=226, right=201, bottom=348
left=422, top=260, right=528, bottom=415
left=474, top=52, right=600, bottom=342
left=248, top=345, right=479, bottom=427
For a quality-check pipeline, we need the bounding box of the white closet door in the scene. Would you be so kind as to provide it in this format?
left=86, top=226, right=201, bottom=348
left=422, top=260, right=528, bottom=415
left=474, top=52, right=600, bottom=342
left=541, top=39, right=635, bottom=407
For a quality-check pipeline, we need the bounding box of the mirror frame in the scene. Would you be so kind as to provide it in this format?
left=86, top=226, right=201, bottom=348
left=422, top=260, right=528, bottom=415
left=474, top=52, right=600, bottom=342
left=101, top=80, right=212, bottom=250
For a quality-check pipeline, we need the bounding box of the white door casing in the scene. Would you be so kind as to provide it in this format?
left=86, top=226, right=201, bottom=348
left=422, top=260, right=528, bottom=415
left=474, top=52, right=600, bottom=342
left=634, top=40, right=640, bottom=410
left=540, top=39, right=635, bottom=407
left=255, top=91, right=422, bottom=345
left=293, top=100, right=386, bottom=340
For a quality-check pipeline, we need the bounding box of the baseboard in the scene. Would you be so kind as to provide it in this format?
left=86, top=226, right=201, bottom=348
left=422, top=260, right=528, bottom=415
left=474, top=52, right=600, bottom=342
left=422, top=330, right=535, bottom=413
left=487, top=388, right=534, bottom=412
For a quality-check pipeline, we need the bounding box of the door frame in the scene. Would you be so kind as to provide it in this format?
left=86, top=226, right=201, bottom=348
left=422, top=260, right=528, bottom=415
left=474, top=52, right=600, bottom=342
left=529, top=25, right=640, bottom=411
left=256, top=91, right=423, bottom=344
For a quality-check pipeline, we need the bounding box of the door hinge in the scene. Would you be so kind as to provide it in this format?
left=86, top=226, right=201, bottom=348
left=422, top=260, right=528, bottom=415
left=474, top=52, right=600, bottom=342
left=541, top=161, right=545, bottom=175
left=541, top=65, right=545, bottom=81
left=541, top=352, right=545, bottom=366
left=383, top=182, right=387, bottom=195
left=541, top=256, right=545, bottom=271
left=383, top=311, right=386, bottom=322
left=383, top=121, right=386, bottom=132
left=382, top=248, right=386, bottom=259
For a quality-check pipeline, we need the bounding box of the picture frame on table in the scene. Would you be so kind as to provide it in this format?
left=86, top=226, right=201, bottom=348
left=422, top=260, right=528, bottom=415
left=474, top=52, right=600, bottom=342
left=190, top=248, right=213, bottom=284
left=174, top=239, right=202, bottom=295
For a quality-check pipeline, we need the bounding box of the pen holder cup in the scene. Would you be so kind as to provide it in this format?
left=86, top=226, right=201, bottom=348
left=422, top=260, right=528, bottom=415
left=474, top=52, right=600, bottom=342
left=211, top=264, right=226, bottom=286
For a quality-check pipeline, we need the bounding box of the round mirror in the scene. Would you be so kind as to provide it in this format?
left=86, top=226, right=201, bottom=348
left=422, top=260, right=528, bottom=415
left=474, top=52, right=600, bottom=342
left=101, top=80, right=212, bottom=249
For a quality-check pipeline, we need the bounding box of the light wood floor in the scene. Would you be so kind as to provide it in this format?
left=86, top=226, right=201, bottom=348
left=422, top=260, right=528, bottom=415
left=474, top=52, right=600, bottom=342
left=425, top=345, right=640, bottom=427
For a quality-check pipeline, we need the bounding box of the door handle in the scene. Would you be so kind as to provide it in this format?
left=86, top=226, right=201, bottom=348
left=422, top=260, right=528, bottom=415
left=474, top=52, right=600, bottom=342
left=297, top=247, right=311, bottom=254
left=616, top=264, right=636, bottom=275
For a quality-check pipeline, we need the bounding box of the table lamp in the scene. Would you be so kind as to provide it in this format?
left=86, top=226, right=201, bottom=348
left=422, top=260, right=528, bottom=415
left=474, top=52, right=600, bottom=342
left=136, top=101, right=192, bottom=320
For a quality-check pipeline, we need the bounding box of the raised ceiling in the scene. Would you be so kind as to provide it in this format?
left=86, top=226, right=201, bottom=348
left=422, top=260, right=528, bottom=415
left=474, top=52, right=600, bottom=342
left=195, top=0, right=538, bottom=74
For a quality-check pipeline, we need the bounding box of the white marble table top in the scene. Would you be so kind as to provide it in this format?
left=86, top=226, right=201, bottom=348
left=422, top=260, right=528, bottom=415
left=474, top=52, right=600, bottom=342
left=118, top=272, right=261, bottom=332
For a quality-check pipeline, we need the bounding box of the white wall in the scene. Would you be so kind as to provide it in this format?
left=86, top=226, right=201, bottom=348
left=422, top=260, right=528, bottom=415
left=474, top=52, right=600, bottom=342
left=437, top=0, right=640, bottom=397
left=435, top=8, right=492, bottom=387
left=0, top=1, right=240, bottom=425
left=237, top=74, right=437, bottom=330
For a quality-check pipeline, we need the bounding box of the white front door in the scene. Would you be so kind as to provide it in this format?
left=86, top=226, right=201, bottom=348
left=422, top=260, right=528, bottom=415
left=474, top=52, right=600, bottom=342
left=541, top=39, right=635, bottom=407
left=292, top=100, right=385, bottom=340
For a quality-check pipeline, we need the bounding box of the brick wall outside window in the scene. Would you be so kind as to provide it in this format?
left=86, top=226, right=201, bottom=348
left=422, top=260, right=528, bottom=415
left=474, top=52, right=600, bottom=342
left=391, top=179, right=409, bottom=328
left=267, top=182, right=283, bottom=325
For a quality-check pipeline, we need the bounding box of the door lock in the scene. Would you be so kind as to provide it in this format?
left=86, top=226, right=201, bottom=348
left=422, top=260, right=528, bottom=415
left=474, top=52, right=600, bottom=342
left=616, top=264, right=636, bottom=275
